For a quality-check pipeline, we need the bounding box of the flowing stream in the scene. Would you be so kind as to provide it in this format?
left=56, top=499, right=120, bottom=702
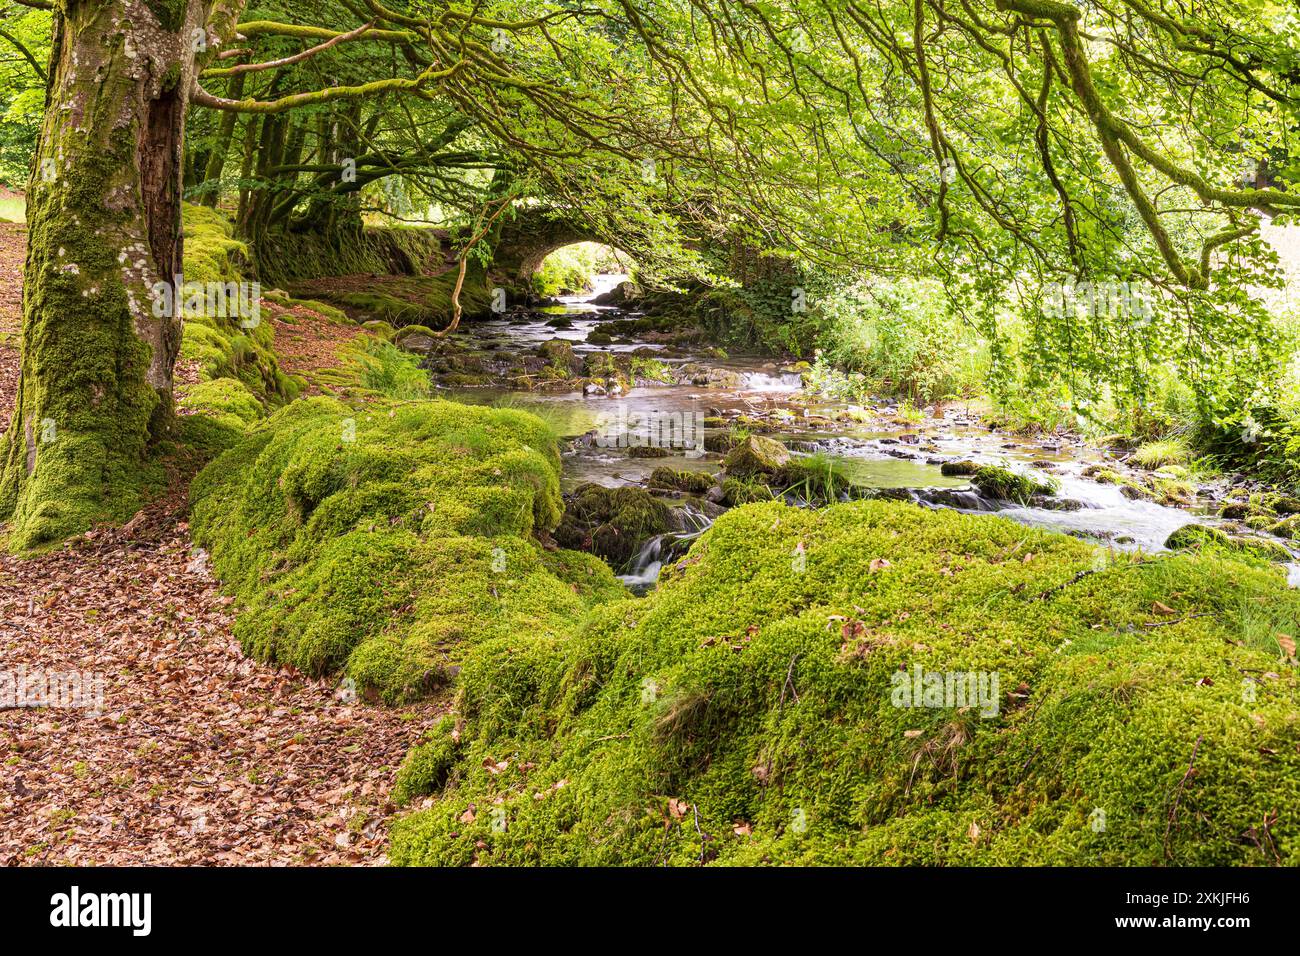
left=438, top=274, right=1287, bottom=590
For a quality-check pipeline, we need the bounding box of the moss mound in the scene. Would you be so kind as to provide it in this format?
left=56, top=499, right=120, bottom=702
left=648, top=467, right=715, bottom=495
left=190, top=396, right=625, bottom=702
left=391, top=499, right=1300, bottom=866
left=553, top=483, right=676, bottom=566
left=178, top=204, right=300, bottom=420
left=972, top=465, right=1058, bottom=504
left=1165, top=523, right=1291, bottom=564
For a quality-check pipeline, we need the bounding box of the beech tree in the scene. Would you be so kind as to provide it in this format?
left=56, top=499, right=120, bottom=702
left=0, top=0, right=246, bottom=549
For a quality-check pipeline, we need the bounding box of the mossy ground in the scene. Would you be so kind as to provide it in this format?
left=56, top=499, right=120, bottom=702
left=293, top=267, right=491, bottom=330
left=189, top=396, right=626, bottom=703
left=390, top=499, right=1300, bottom=866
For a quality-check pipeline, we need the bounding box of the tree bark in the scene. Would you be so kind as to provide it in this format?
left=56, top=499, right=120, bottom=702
left=0, top=0, right=215, bottom=549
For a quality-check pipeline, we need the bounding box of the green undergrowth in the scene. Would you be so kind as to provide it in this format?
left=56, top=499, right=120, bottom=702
left=189, top=396, right=626, bottom=703
left=304, top=336, right=433, bottom=401
left=390, top=499, right=1300, bottom=866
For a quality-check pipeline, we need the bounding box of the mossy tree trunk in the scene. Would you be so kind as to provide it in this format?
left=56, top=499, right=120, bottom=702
left=0, top=0, right=220, bottom=550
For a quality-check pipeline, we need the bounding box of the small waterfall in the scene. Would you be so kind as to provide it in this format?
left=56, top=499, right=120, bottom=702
left=918, top=488, right=1000, bottom=511
left=741, top=371, right=803, bottom=392
left=618, top=503, right=714, bottom=593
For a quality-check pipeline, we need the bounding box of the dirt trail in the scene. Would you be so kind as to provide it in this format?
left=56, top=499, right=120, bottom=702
left=0, top=235, right=440, bottom=866
left=265, top=301, right=365, bottom=392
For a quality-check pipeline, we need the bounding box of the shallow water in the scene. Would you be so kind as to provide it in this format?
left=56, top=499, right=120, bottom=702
left=441, top=278, right=1284, bottom=584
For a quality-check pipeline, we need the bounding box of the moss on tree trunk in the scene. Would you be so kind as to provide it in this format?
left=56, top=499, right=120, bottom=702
left=0, top=0, right=214, bottom=550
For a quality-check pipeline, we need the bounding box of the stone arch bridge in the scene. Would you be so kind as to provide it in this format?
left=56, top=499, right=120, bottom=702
left=489, top=207, right=629, bottom=289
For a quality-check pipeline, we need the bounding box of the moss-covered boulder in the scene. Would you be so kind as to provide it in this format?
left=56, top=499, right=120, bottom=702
left=1165, top=524, right=1231, bottom=551
left=722, top=476, right=776, bottom=506
left=393, top=324, right=441, bottom=352
left=391, top=499, right=1300, bottom=866
left=538, top=339, right=574, bottom=364
left=1165, top=523, right=1290, bottom=563
left=1270, top=515, right=1300, bottom=541
left=972, top=465, right=1058, bottom=504
left=648, top=467, right=715, bottom=495
left=627, top=445, right=671, bottom=459
left=724, top=435, right=790, bottom=477
left=553, top=483, right=676, bottom=566
left=190, top=397, right=625, bottom=702
left=940, top=460, right=980, bottom=477
left=178, top=377, right=263, bottom=433
left=362, top=320, right=396, bottom=340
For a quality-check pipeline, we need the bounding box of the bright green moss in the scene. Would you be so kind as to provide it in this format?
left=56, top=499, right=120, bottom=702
left=191, top=396, right=623, bottom=702
left=177, top=204, right=298, bottom=416
left=391, top=499, right=1300, bottom=866
left=182, top=204, right=249, bottom=284
left=178, top=377, right=262, bottom=430
left=972, top=465, right=1058, bottom=503
left=393, top=717, right=463, bottom=805
left=1165, top=523, right=1290, bottom=564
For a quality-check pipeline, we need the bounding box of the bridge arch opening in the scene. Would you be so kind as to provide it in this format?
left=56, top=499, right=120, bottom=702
left=532, top=241, right=634, bottom=302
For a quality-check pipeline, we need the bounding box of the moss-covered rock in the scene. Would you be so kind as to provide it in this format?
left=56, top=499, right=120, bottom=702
left=627, top=445, right=670, bottom=459
left=940, top=460, right=980, bottom=477
left=553, top=483, right=676, bottom=566
left=724, top=435, right=790, bottom=477
left=391, top=499, right=1300, bottom=866
left=538, top=339, right=574, bottom=366
left=1165, top=524, right=1232, bottom=551
left=177, top=205, right=299, bottom=415
left=972, top=465, right=1057, bottom=504
left=1165, top=523, right=1290, bottom=563
left=178, top=377, right=263, bottom=432
left=722, top=476, right=775, bottom=506
left=190, top=397, right=625, bottom=702
left=1270, top=515, right=1300, bottom=541
left=392, top=324, right=440, bottom=352
left=648, top=467, right=715, bottom=495
left=362, top=320, right=396, bottom=340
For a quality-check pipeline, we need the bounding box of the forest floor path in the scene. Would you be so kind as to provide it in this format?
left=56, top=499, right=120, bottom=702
left=0, top=230, right=440, bottom=865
